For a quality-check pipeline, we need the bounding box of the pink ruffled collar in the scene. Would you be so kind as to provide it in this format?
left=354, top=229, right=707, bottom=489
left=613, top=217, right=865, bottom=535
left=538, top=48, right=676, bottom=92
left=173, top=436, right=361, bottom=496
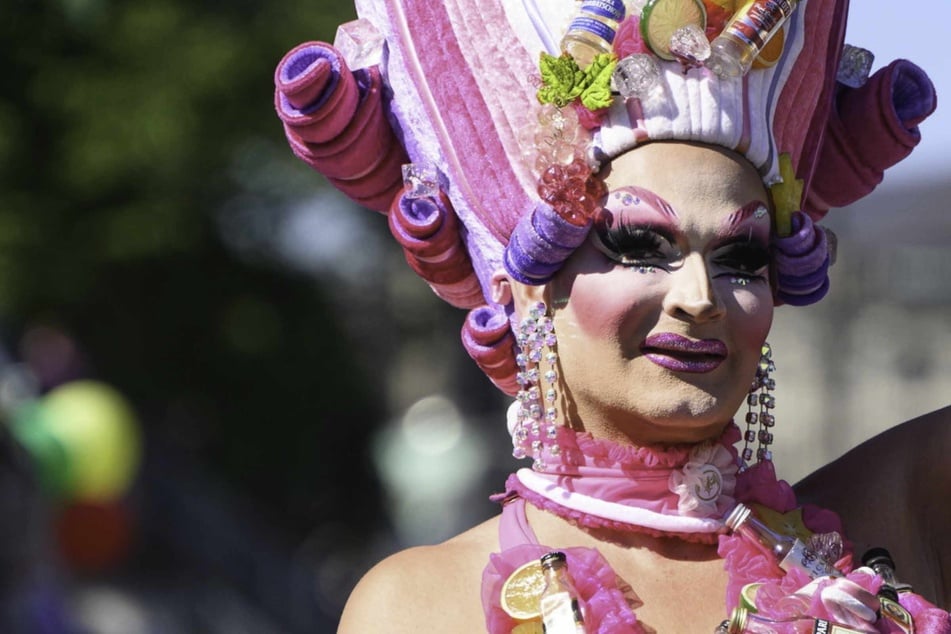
left=500, top=424, right=742, bottom=542
left=483, top=431, right=951, bottom=633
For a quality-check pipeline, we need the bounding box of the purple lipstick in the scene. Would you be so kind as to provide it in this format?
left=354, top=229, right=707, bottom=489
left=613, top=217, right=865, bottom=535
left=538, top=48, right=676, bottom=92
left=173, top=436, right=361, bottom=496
left=641, top=333, right=727, bottom=373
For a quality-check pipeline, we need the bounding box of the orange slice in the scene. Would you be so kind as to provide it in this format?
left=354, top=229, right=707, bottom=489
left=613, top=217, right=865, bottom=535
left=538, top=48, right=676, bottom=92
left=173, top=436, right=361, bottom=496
left=501, top=560, right=546, bottom=621
left=752, top=23, right=785, bottom=68
left=641, top=0, right=708, bottom=61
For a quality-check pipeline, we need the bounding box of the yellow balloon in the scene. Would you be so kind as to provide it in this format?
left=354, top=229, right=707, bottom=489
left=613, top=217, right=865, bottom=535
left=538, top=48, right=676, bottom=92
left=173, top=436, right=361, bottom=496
left=41, top=381, right=142, bottom=502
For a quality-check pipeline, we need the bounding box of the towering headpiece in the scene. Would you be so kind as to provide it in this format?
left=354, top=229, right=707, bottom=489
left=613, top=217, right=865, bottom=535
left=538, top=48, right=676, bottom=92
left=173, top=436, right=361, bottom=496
left=274, top=0, right=936, bottom=394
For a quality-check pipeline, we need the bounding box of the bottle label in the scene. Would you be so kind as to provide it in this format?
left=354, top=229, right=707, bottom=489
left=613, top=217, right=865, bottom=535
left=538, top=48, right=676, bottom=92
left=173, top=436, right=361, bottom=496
left=812, top=620, right=867, bottom=634
left=779, top=540, right=837, bottom=579
left=580, top=0, right=626, bottom=22
left=540, top=592, right=585, bottom=634
left=879, top=597, right=915, bottom=634
left=567, top=16, right=617, bottom=44
left=725, top=0, right=795, bottom=50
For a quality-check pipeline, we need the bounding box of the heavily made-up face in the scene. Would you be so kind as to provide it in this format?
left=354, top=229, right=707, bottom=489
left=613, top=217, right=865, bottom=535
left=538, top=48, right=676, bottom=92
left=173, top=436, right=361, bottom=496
left=538, top=142, right=774, bottom=446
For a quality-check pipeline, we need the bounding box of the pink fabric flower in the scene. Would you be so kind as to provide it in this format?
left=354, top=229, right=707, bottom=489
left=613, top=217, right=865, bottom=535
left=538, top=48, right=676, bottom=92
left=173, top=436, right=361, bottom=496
left=900, top=592, right=951, bottom=633
left=735, top=460, right=797, bottom=512
left=668, top=443, right=737, bottom=518
left=573, top=101, right=609, bottom=130
left=718, top=532, right=785, bottom=611
left=614, top=16, right=649, bottom=59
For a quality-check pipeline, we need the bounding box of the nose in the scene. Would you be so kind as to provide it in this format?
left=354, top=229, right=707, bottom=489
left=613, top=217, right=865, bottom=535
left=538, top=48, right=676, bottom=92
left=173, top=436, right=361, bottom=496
left=662, top=253, right=726, bottom=323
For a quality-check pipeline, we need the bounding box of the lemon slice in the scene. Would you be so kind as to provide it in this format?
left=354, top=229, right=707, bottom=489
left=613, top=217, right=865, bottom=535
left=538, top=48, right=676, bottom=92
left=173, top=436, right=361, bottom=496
left=501, top=560, right=546, bottom=621
left=641, top=0, right=708, bottom=61
left=739, top=582, right=763, bottom=613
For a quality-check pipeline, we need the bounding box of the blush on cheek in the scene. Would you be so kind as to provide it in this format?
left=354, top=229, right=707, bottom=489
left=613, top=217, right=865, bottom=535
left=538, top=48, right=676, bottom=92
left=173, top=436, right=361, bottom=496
left=558, top=273, right=657, bottom=339
left=732, top=292, right=773, bottom=349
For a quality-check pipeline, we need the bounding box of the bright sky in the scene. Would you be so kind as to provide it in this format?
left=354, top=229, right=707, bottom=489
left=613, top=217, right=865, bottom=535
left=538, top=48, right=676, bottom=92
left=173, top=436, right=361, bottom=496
left=846, top=3, right=949, bottom=185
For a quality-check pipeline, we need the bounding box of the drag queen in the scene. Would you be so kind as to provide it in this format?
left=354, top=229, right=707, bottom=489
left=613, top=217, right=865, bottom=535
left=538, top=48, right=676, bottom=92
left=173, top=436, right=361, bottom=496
left=273, top=0, right=949, bottom=630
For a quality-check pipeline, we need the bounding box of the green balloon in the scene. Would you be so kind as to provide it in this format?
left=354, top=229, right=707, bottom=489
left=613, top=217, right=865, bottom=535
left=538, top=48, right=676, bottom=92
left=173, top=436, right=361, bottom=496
left=12, top=401, right=73, bottom=497
left=37, top=381, right=142, bottom=502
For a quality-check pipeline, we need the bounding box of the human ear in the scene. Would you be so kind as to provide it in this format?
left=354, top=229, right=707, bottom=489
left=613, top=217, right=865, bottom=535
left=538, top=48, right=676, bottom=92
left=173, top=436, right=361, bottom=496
left=490, top=269, right=548, bottom=322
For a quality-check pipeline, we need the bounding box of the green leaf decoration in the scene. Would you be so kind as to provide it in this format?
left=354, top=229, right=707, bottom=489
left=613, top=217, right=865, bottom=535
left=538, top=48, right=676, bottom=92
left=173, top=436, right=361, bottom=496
left=579, top=53, right=617, bottom=110
left=536, top=53, right=586, bottom=107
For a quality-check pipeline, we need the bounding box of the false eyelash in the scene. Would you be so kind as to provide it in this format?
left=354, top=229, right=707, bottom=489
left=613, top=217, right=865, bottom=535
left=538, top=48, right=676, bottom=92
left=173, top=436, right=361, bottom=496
left=715, top=242, right=770, bottom=275
left=595, top=224, right=671, bottom=264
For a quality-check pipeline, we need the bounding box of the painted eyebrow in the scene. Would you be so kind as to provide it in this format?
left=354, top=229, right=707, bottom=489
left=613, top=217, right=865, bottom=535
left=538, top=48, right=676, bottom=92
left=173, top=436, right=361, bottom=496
left=606, top=186, right=679, bottom=221
left=720, top=201, right=770, bottom=235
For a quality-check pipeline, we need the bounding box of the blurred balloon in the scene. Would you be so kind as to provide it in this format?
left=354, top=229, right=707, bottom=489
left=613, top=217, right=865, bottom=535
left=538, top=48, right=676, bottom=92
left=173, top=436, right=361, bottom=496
left=55, top=500, right=135, bottom=574
left=12, top=381, right=142, bottom=502
left=10, top=402, right=72, bottom=498
left=19, top=325, right=87, bottom=391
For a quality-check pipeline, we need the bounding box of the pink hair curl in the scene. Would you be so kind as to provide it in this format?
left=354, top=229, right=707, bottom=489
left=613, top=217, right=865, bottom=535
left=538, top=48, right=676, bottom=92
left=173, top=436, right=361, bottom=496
left=461, top=305, right=519, bottom=396
left=275, top=42, right=407, bottom=212
left=805, top=59, right=937, bottom=218
left=388, top=191, right=485, bottom=309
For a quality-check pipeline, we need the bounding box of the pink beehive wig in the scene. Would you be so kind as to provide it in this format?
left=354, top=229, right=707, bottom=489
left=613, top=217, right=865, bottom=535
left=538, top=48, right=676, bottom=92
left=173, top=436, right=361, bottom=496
left=274, top=0, right=936, bottom=393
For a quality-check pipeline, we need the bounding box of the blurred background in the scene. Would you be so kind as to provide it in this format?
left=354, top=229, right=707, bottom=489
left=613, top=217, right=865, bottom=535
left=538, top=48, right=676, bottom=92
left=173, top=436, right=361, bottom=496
left=0, top=1, right=948, bottom=633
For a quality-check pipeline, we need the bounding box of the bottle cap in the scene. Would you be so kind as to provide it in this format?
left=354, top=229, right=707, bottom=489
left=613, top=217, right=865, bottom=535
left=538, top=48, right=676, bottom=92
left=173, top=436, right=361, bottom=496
left=861, top=547, right=896, bottom=570
left=726, top=606, right=749, bottom=634
left=723, top=503, right=751, bottom=532
left=540, top=551, right=567, bottom=569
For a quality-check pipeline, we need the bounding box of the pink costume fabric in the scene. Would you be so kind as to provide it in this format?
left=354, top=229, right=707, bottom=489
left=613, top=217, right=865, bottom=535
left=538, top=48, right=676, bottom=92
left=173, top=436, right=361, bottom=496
left=482, top=429, right=951, bottom=633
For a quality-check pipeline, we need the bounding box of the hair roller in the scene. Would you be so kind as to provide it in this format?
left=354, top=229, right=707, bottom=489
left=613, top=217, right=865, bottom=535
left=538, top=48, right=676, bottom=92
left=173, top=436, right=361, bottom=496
left=275, top=44, right=407, bottom=213
left=805, top=59, right=937, bottom=218
left=275, top=42, right=360, bottom=143
left=772, top=212, right=831, bottom=306
left=461, top=305, right=519, bottom=396
left=503, top=202, right=593, bottom=285
left=388, top=191, right=485, bottom=309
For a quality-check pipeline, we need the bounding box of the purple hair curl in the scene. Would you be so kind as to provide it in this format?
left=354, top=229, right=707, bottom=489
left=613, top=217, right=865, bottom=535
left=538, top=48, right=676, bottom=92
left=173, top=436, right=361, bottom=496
left=461, top=305, right=519, bottom=396
left=388, top=191, right=485, bottom=309
left=275, top=42, right=407, bottom=212
left=806, top=59, right=937, bottom=217
left=772, top=212, right=831, bottom=306
left=503, top=202, right=593, bottom=285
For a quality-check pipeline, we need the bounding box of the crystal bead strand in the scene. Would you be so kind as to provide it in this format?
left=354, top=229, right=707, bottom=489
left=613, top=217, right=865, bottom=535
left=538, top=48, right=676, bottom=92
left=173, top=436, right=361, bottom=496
left=741, top=343, right=776, bottom=467
left=513, top=302, right=559, bottom=470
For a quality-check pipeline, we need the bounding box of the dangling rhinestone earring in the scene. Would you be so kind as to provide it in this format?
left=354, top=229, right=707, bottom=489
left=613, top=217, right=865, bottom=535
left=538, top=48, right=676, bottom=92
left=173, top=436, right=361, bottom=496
left=513, top=301, right=560, bottom=470
left=741, top=342, right=776, bottom=467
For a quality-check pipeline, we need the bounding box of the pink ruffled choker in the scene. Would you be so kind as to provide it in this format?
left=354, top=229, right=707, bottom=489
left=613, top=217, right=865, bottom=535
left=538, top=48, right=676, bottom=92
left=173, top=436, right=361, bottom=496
left=498, top=418, right=743, bottom=543
left=484, top=426, right=951, bottom=633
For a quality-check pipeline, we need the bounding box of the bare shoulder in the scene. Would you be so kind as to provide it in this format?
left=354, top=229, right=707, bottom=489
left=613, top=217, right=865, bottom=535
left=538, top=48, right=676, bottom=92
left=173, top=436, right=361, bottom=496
left=337, top=516, right=501, bottom=633
left=794, top=405, right=951, bottom=608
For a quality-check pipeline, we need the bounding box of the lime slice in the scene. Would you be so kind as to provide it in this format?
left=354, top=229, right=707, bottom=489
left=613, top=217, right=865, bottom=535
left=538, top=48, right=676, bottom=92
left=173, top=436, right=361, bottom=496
left=640, top=0, right=708, bottom=61
left=501, top=560, right=546, bottom=621
left=511, top=620, right=545, bottom=634
left=739, top=582, right=762, bottom=613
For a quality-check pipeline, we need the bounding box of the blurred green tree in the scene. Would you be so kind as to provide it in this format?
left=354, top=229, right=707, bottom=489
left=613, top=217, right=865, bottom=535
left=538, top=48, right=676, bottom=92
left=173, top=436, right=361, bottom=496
left=0, top=0, right=389, bottom=539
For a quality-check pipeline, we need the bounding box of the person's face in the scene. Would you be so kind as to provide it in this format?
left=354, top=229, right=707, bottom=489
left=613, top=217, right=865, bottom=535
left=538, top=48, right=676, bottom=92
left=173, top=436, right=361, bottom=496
left=516, top=142, right=774, bottom=445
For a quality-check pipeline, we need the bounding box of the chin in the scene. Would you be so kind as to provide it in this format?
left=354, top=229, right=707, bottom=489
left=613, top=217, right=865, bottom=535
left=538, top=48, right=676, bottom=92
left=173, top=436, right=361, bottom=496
left=594, top=394, right=740, bottom=446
